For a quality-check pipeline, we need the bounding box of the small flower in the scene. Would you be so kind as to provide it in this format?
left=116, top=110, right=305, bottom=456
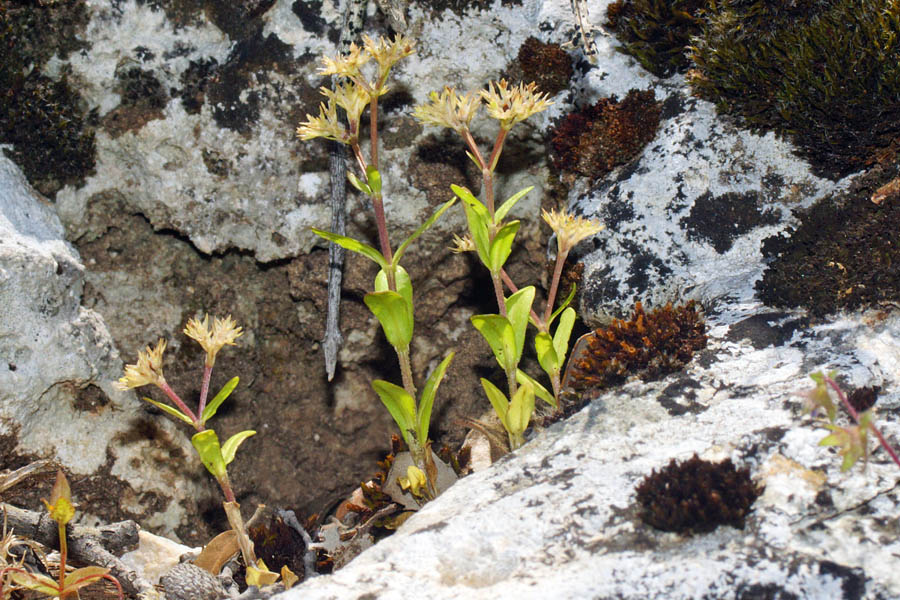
left=115, top=339, right=167, bottom=390
left=43, top=470, right=75, bottom=526
left=184, top=314, right=243, bottom=367
left=413, top=87, right=482, bottom=134
left=364, top=33, right=415, bottom=86
left=480, top=80, right=553, bottom=130
left=398, top=465, right=427, bottom=497
left=296, top=101, right=350, bottom=143
left=450, top=233, right=476, bottom=253
left=542, top=208, right=604, bottom=255
left=320, top=81, right=371, bottom=126
left=319, top=42, right=370, bottom=79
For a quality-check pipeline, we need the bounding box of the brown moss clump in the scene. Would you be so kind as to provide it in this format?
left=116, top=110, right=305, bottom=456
left=551, top=89, right=661, bottom=180
left=756, top=164, right=900, bottom=317
left=636, top=454, right=762, bottom=534
left=566, top=301, right=707, bottom=393
left=517, top=37, right=573, bottom=97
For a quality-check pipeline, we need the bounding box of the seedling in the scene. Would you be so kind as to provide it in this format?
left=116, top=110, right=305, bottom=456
left=0, top=470, right=124, bottom=599
left=115, top=315, right=276, bottom=583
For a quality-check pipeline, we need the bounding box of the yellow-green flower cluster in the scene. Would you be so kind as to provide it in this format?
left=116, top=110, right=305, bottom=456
left=184, top=314, right=243, bottom=367
left=542, top=208, right=604, bottom=255
left=114, top=339, right=168, bottom=390
left=412, top=87, right=482, bottom=135
left=480, top=80, right=553, bottom=130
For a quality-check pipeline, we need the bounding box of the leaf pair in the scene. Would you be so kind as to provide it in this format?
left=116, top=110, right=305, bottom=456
left=452, top=184, right=532, bottom=274
left=470, top=286, right=535, bottom=375
left=533, top=307, right=576, bottom=404
left=365, top=266, right=414, bottom=352
left=7, top=567, right=115, bottom=599
left=192, top=428, right=257, bottom=479
left=143, top=376, right=239, bottom=429
left=371, top=352, right=455, bottom=453
left=480, top=379, right=535, bottom=449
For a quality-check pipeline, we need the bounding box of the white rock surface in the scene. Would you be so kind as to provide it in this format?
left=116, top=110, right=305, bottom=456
left=0, top=155, right=204, bottom=536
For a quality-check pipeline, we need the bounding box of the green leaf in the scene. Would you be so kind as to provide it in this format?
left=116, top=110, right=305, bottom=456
left=311, top=228, right=388, bottom=271
left=366, top=165, right=382, bottom=194
left=548, top=283, right=577, bottom=326
left=63, top=566, right=111, bottom=593
left=465, top=150, right=482, bottom=170
left=471, top=314, right=517, bottom=372
left=417, top=352, right=455, bottom=446
left=505, top=286, right=535, bottom=365
left=488, top=220, right=521, bottom=273
left=10, top=571, right=59, bottom=594
left=372, top=380, right=417, bottom=448
left=507, top=381, right=535, bottom=438
left=494, top=186, right=533, bottom=223
left=534, top=331, right=560, bottom=376
left=393, top=198, right=456, bottom=268
left=221, top=430, right=256, bottom=466
left=516, top=369, right=557, bottom=408
left=192, top=429, right=226, bottom=479
left=375, top=265, right=414, bottom=325
left=454, top=184, right=492, bottom=266
left=479, top=378, right=509, bottom=427
left=365, top=290, right=413, bottom=351
left=552, top=307, right=576, bottom=363
left=143, top=397, right=194, bottom=425
left=201, top=376, right=240, bottom=423
left=347, top=170, right=372, bottom=195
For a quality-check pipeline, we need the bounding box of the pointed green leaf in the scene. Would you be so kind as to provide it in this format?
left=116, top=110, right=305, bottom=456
left=63, top=566, right=111, bottom=592
left=488, top=220, right=521, bottom=273
left=471, top=314, right=517, bottom=372
left=507, top=381, right=535, bottom=437
left=375, top=266, right=414, bottom=325
left=365, top=290, right=413, bottom=351
left=393, top=198, right=456, bottom=268
left=372, top=380, right=417, bottom=448
left=417, top=352, right=455, bottom=445
left=506, top=286, right=535, bottom=364
left=516, top=369, right=557, bottom=408
left=494, top=186, right=533, bottom=223
left=535, top=331, right=560, bottom=376
left=221, top=430, right=256, bottom=465
left=480, top=378, right=509, bottom=428
left=366, top=165, right=382, bottom=195
left=143, top=397, right=194, bottom=425
left=191, top=429, right=226, bottom=479
left=465, top=150, right=482, bottom=170
left=552, top=307, right=576, bottom=363
left=201, top=376, right=240, bottom=423
left=311, top=228, right=388, bottom=271
left=347, top=170, right=372, bottom=195
left=10, top=571, right=59, bottom=594
left=548, top=283, right=577, bottom=326
left=457, top=191, right=492, bottom=267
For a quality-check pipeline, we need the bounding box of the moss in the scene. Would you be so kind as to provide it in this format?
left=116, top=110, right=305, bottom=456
left=689, top=0, right=900, bottom=178
left=562, top=301, right=706, bottom=415
left=0, top=0, right=94, bottom=197
left=636, top=454, right=762, bottom=534
left=516, top=37, right=573, bottom=97
left=551, top=89, right=661, bottom=180
left=756, top=163, right=900, bottom=316
left=605, top=0, right=706, bottom=77
left=0, top=73, right=96, bottom=197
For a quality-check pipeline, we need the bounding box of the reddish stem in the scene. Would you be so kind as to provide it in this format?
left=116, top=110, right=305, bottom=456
left=825, top=376, right=900, bottom=471
left=157, top=380, right=201, bottom=430
left=197, top=364, right=212, bottom=424
left=543, top=248, right=569, bottom=325
left=500, top=269, right=543, bottom=329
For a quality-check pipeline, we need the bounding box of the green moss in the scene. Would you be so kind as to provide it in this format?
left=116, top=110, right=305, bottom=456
left=689, top=0, right=900, bottom=178
left=605, top=0, right=707, bottom=78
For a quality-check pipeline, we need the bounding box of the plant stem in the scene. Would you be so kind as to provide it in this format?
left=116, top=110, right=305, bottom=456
left=57, top=521, right=67, bottom=591
left=369, top=97, right=379, bottom=169
left=500, top=268, right=544, bottom=329
left=157, top=381, right=201, bottom=430
left=491, top=272, right=507, bottom=317
left=197, top=364, right=212, bottom=423
left=397, top=347, right=417, bottom=398
left=543, top=248, right=569, bottom=325
left=825, top=375, right=900, bottom=470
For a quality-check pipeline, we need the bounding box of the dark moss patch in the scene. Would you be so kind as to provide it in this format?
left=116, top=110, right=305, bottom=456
left=292, top=0, right=326, bottom=34
left=206, top=32, right=293, bottom=133
left=516, top=37, right=573, bottom=97
left=0, top=73, right=96, bottom=197
left=204, top=0, right=277, bottom=39
left=689, top=0, right=900, bottom=178
left=179, top=57, right=219, bottom=114
left=756, top=164, right=900, bottom=316
left=72, top=383, right=112, bottom=414
left=420, top=0, right=522, bottom=16
left=725, top=312, right=808, bottom=350
left=248, top=511, right=310, bottom=583
left=847, top=386, right=878, bottom=414
left=561, top=301, right=706, bottom=416
left=681, top=190, right=781, bottom=253
left=636, top=454, right=762, bottom=534
left=551, top=89, right=661, bottom=180
left=103, top=67, right=169, bottom=137
left=605, top=0, right=706, bottom=77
